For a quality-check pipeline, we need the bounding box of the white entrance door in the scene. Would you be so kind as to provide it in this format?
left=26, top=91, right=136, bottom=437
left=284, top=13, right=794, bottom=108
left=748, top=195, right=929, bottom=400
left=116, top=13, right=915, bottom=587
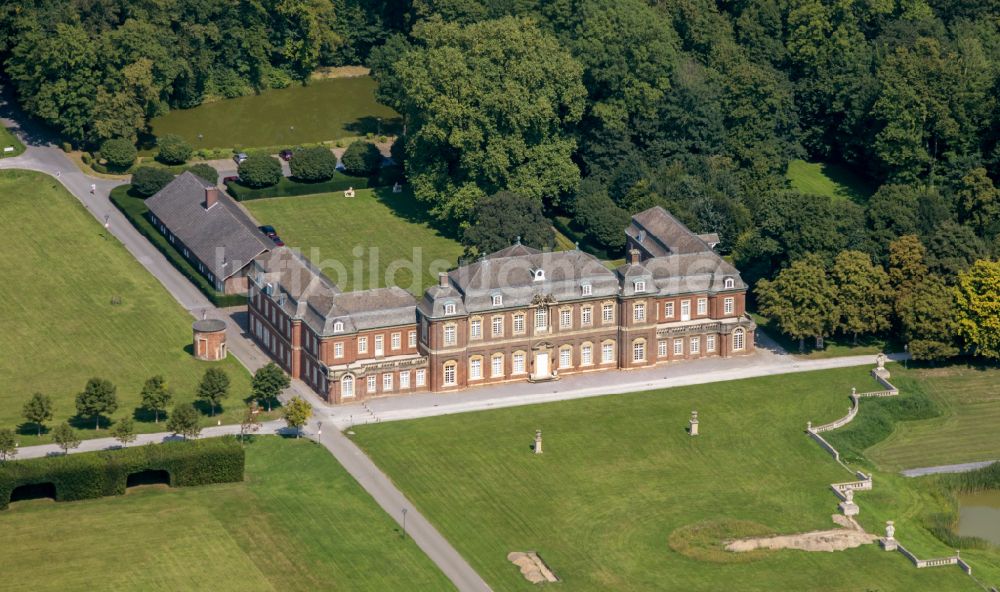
left=681, top=300, right=691, bottom=321
left=534, top=352, right=549, bottom=379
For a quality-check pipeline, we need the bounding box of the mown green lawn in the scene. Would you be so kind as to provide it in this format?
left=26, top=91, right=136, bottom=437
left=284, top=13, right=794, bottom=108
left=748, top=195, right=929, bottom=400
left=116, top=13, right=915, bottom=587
left=867, top=365, right=1000, bottom=471
left=0, top=171, right=258, bottom=444
left=786, top=159, right=874, bottom=204
left=148, top=76, right=401, bottom=151
left=354, top=366, right=995, bottom=591
left=0, top=437, right=452, bottom=591
left=244, top=187, right=464, bottom=295
left=0, top=124, right=25, bottom=157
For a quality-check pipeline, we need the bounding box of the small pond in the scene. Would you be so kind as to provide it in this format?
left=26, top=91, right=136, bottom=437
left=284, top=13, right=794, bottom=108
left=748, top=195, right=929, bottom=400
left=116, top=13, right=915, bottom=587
left=957, top=490, right=1000, bottom=546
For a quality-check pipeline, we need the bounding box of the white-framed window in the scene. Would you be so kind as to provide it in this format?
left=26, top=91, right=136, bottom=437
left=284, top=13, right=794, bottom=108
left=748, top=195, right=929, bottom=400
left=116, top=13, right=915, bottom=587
left=601, top=341, right=615, bottom=363
left=581, top=343, right=593, bottom=366
left=470, top=318, right=482, bottom=339
left=408, top=330, right=417, bottom=348
left=707, top=334, right=717, bottom=352
left=725, top=277, right=735, bottom=289
left=633, top=302, right=646, bottom=322
left=358, top=336, right=368, bottom=353
left=513, top=352, right=526, bottom=374
left=416, top=368, right=426, bottom=387
left=492, top=315, right=503, bottom=337
left=665, top=302, right=674, bottom=318
left=634, top=280, right=646, bottom=293
left=602, top=303, right=614, bottom=323
left=492, top=294, right=503, bottom=306
left=681, top=300, right=691, bottom=320
left=513, top=313, right=526, bottom=334
left=581, top=306, right=592, bottom=325
left=724, top=297, right=734, bottom=315
left=443, top=362, right=457, bottom=385
left=444, top=302, right=456, bottom=315
left=334, top=342, right=344, bottom=358
left=690, top=336, right=701, bottom=354
left=582, top=283, right=592, bottom=296
left=333, top=321, right=344, bottom=333
left=469, top=357, right=483, bottom=380
left=341, top=375, right=355, bottom=398
left=658, top=340, right=667, bottom=357
left=674, top=338, right=683, bottom=355
left=633, top=340, right=645, bottom=362
left=560, top=308, right=572, bottom=329
left=559, top=347, right=572, bottom=368
left=733, top=328, right=746, bottom=351
left=535, top=308, right=548, bottom=329
left=374, top=334, right=384, bottom=355
left=391, top=332, right=401, bottom=350
left=491, top=354, right=504, bottom=377
left=383, top=373, right=393, bottom=391
left=367, top=375, right=377, bottom=393
left=444, top=324, right=457, bottom=346
left=400, top=371, right=410, bottom=389
left=534, top=269, right=545, bottom=281
left=697, top=298, right=707, bottom=315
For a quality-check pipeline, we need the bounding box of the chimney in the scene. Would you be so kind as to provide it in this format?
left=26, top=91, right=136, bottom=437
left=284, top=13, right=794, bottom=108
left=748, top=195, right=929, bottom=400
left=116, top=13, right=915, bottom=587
left=438, top=272, right=449, bottom=288
left=629, top=249, right=641, bottom=265
left=204, top=186, right=219, bottom=209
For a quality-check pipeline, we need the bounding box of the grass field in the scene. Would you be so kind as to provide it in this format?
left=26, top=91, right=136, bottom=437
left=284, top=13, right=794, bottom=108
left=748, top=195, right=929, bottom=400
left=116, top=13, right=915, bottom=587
left=0, top=124, right=25, bottom=157
left=786, top=159, right=874, bottom=204
left=867, top=365, right=1000, bottom=471
left=0, top=171, right=258, bottom=444
left=244, top=187, right=464, bottom=295
left=148, top=77, right=401, bottom=151
left=0, top=437, right=452, bottom=591
left=354, top=366, right=997, bottom=591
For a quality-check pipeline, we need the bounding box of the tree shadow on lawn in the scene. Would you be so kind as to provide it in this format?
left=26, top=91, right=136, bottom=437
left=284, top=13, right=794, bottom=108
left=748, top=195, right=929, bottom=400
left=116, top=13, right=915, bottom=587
left=132, top=406, right=162, bottom=424
left=344, top=115, right=403, bottom=137
left=192, top=400, right=226, bottom=418
left=16, top=422, right=46, bottom=437
left=371, top=185, right=462, bottom=243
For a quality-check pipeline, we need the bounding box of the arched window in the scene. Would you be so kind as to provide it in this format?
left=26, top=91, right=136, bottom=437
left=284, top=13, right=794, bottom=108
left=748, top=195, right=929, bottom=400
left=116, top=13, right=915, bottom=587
left=632, top=338, right=646, bottom=362
left=601, top=340, right=615, bottom=363
left=443, top=360, right=458, bottom=385
left=580, top=342, right=593, bottom=366
left=724, top=277, right=735, bottom=289
left=341, top=375, right=355, bottom=399
left=559, top=345, right=573, bottom=368
left=534, top=269, right=545, bottom=281
left=444, top=302, right=456, bottom=315
left=512, top=351, right=527, bottom=374
left=333, top=321, right=344, bottom=333
left=469, top=356, right=484, bottom=380
left=733, top=328, right=745, bottom=351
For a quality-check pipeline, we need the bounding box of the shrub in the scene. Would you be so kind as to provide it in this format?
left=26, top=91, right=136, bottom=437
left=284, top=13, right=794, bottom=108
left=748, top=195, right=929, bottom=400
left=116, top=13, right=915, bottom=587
left=100, top=138, right=137, bottom=169
left=156, top=134, right=193, bottom=165
left=81, top=152, right=92, bottom=165
left=575, top=191, right=630, bottom=252
left=464, top=191, right=554, bottom=253
left=238, top=154, right=282, bottom=188
left=341, top=141, right=382, bottom=176
left=132, top=167, right=176, bottom=197
left=0, top=437, right=245, bottom=510
left=290, top=146, right=337, bottom=182
left=225, top=173, right=370, bottom=201
left=185, top=163, right=219, bottom=185
left=61, top=141, right=73, bottom=153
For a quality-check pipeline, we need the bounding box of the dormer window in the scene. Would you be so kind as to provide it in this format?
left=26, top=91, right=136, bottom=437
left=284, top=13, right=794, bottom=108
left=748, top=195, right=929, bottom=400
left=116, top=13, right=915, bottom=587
left=333, top=321, right=344, bottom=333
left=492, top=294, right=503, bottom=306
left=581, top=283, right=592, bottom=296
left=444, top=302, right=456, bottom=315
left=533, top=269, right=545, bottom=281
left=724, top=277, right=735, bottom=289
left=634, top=280, right=646, bottom=293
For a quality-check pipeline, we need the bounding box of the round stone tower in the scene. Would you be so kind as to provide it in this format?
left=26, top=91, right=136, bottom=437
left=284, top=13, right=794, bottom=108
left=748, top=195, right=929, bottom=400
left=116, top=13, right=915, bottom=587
left=192, top=319, right=227, bottom=361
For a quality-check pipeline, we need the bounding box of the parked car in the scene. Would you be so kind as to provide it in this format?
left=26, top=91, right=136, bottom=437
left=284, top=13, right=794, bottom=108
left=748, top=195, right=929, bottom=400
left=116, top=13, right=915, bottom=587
left=258, top=225, right=277, bottom=235
left=270, top=235, right=285, bottom=247
left=223, top=175, right=239, bottom=184
left=279, top=149, right=293, bottom=161
left=233, top=152, right=249, bottom=165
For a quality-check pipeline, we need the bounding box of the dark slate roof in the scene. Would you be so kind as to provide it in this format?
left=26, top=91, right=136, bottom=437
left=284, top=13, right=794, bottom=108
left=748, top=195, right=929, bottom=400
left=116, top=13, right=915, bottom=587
left=617, top=252, right=746, bottom=296
left=419, top=248, right=619, bottom=317
left=254, top=247, right=416, bottom=335
left=627, top=206, right=714, bottom=257
left=146, top=172, right=271, bottom=279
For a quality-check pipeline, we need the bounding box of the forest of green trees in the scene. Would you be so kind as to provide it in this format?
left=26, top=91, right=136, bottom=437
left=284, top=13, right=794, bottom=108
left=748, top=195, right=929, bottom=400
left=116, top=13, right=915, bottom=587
left=2, top=0, right=999, bottom=360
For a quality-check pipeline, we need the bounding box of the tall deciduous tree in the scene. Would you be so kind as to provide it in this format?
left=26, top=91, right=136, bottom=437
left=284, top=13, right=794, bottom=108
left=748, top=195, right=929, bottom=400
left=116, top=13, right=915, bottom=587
left=196, top=368, right=230, bottom=417
left=282, top=397, right=312, bottom=438
left=75, top=378, right=118, bottom=430
left=252, top=363, right=290, bottom=412
left=887, top=234, right=929, bottom=316
left=140, top=375, right=173, bottom=423
left=756, top=255, right=837, bottom=352
left=381, top=17, right=586, bottom=222
left=954, top=259, right=1000, bottom=359
left=22, top=392, right=54, bottom=436
left=830, top=250, right=891, bottom=343
left=897, top=274, right=959, bottom=361
left=463, top=191, right=555, bottom=255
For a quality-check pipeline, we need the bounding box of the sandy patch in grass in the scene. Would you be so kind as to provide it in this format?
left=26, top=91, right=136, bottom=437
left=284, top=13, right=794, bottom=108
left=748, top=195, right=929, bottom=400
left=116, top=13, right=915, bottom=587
left=312, top=66, right=371, bottom=79
left=725, top=515, right=877, bottom=553
left=508, top=551, right=559, bottom=583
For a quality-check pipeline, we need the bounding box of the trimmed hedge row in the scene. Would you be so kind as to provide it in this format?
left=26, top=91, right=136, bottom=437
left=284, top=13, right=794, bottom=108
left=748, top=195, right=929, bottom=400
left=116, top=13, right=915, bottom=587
left=225, top=172, right=370, bottom=201
left=110, top=186, right=246, bottom=307
left=0, top=437, right=245, bottom=509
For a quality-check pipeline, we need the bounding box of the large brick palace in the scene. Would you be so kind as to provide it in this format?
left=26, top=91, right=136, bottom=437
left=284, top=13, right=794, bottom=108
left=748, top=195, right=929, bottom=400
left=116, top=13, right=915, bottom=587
left=247, top=206, right=756, bottom=403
